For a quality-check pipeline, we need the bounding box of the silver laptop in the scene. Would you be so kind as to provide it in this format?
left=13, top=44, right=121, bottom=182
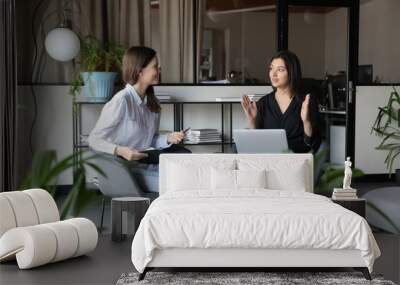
left=233, top=129, right=289, bottom=153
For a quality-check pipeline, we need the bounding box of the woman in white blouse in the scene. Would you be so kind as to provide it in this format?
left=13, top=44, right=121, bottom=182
left=88, top=46, right=189, bottom=192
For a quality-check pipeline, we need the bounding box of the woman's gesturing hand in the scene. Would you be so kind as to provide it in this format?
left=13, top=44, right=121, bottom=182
left=167, top=131, right=184, bottom=144
left=241, top=95, right=257, bottom=128
left=301, top=94, right=310, bottom=123
left=301, top=94, right=313, bottom=137
left=115, top=146, right=148, bottom=161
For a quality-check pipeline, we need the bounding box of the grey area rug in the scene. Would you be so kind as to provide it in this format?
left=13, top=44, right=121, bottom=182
left=116, top=272, right=396, bottom=285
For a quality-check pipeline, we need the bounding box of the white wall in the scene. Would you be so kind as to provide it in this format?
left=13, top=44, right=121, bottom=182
left=17, top=86, right=74, bottom=185
left=355, top=86, right=400, bottom=174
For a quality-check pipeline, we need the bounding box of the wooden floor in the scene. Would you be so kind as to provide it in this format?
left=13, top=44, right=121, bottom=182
left=0, top=233, right=133, bottom=285
left=0, top=201, right=134, bottom=285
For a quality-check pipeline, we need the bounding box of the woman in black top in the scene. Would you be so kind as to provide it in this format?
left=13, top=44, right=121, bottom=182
left=241, top=51, right=321, bottom=153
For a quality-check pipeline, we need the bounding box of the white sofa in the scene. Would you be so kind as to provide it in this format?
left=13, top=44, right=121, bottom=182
left=0, top=189, right=98, bottom=269
left=131, top=154, right=380, bottom=281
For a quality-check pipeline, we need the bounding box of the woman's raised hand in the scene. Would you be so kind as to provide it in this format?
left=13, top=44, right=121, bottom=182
left=241, top=95, right=257, bottom=128
left=301, top=94, right=310, bottom=123
left=167, top=131, right=184, bottom=144
left=115, top=146, right=148, bottom=161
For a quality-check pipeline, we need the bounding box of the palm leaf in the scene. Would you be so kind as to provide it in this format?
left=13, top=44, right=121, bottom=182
left=388, top=149, right=400, bottom=175
left=21, top=149, right=105, bottom=220
left=60, top=170, right=84, bottom=219
left=20, top=150, right=58, bottom=195
left=371, top=87, right=400, bottom=174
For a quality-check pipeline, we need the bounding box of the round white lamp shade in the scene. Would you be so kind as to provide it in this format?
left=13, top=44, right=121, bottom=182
left=45, top=28, right=80, bottom=62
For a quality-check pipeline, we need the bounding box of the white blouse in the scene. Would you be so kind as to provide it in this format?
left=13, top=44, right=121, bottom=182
left=88, top=84, right=169, bottom=154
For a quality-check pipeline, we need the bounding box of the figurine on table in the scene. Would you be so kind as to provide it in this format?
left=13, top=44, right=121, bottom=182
left=343, top=157, right=353, bottom=189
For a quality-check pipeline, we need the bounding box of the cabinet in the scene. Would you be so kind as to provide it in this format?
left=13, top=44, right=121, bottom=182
left=331, top=198, right=366, bottom=218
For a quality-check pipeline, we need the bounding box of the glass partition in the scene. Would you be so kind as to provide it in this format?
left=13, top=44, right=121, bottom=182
left=197, top=0, right=277, bottom=84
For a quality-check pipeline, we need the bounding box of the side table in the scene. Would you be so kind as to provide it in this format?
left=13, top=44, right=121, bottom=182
left=111, top=197, right=150, bottom=242
left=331, top=198, right=366, bottom=218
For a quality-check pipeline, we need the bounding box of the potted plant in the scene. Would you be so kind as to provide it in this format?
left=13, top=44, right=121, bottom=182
left=20, top=150, right=105, bottom=219
left=371, top=87, right=400, bottom=184
left=70, top=36, right=125, bottom=101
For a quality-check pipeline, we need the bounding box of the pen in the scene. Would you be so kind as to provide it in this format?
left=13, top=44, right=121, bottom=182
left=183, top=127, right=191, bottom=134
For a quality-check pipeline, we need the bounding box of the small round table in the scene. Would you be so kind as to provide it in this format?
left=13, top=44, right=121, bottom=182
left=111, top=197, right=150, bottom=242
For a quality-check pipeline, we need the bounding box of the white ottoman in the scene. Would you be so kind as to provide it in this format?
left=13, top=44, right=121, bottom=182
left=0, top=189, right=98, bottom=269
left=363, top=186, right=400, bottom=233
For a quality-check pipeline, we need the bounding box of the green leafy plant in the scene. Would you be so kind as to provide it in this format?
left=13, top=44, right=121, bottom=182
left=69, top=36, right=125, bottom=97
left=20, top=150, right=106, bottom=219
left=314, top=164, right=364, bottom=195
left=371, top=87, right=400, bottom=175
left=310, top=148, right=364, bottom=194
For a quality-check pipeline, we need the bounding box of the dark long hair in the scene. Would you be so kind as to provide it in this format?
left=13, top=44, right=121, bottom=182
left=270, top=50, right=303, bottom=99
left=122, top=46, right=161, bottom=113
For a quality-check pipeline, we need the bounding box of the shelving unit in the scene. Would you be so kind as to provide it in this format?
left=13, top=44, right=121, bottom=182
left=72, top=98, right=240, bottom=171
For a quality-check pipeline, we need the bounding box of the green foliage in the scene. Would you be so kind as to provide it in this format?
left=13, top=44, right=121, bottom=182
left=79, top=36, right=125, bottom=73
left=314, top=164, right=364, bottom=195
left=69, top=36, right=125, bottom=97
left=308, top=147, right=364, bottom=194
left=20, top=150, right=106, bottom=220
left=371, top=87, right=400, bottom=175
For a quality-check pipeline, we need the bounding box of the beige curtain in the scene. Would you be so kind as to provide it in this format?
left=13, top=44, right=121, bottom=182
left=196, top=0, right=205, bottom=83
left=76, top=0, right=104, bottom=40
left=107, top=0, right=146, bottom=47
left=159, top=0, right=194, bottom=83
left=1, top=0, right=17, bottom=191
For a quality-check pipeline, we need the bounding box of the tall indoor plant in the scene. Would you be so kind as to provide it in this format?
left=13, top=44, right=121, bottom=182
left=70, top=36, right=125, bottom=100
left=371, top=87, right=400, bottom=183
left=20, top=150, right=105, bottom=219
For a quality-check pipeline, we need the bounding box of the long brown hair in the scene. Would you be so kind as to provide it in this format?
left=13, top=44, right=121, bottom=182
left=122, top=46, right=161, bottom=113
